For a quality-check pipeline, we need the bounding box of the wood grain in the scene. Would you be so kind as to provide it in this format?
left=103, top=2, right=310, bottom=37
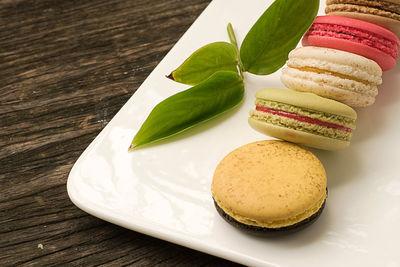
left=0, top=0, right=242, bottom=265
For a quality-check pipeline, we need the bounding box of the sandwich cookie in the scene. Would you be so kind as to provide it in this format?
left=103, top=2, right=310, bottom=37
left=248, top=88, right=357, bottom=150
left=325, top=0, right=400, bottom=38
left=280, top=46, right=382, bottom=107
left=303, top=15, right=399, bottom=71
left=211, top=140, right=327, bottom=235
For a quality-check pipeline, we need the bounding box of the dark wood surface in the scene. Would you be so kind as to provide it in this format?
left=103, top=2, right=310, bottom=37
left=0, top=0, right=242, bottom=265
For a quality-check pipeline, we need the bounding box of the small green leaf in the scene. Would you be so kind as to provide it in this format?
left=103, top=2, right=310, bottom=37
left=168, top=42, right=239, bottom=85
left=240, top=0, right=319, bottom=75
left=130, top=71, right=244, bottom=150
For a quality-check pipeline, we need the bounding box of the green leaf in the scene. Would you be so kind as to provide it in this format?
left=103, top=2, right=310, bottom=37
left=240, top=0, right=319, bottom=75
left=168, top=42, right=239, bottom=86
left=130, top=71, right=244, bottom=150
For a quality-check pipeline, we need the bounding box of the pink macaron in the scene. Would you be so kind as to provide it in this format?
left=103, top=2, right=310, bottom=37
left=302, top=15, right=400, bottom=71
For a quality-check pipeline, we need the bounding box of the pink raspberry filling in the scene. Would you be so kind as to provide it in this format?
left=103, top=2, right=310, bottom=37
left=306, top=23, right=399, bottom=60
left=256, top=106, right=352, bottom=132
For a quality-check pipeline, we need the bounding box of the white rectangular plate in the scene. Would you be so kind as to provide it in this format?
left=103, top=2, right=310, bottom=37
left=67, top=1, right=400, bottom=266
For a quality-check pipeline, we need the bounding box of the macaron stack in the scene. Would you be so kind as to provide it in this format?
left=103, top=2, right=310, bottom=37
left=281, top=15, right=399, bottom=108
left=282, top=1, right=400, bottom=105
left=213, top=1, right=400, bottom=236
left=249, top=1, right=400, bottom=150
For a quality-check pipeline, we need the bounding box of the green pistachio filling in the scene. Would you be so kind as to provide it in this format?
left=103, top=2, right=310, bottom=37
left=251, top=99, right=356, bottom=141
left=255, top=99, right=356, bottom=128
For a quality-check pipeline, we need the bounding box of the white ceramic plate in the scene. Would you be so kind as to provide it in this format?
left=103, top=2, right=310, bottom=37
left=67, top=0, right=400, bottom=266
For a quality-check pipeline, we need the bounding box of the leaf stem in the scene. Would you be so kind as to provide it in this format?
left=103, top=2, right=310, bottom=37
left=227, top=23, right=244, bottom=79
left=227, top=23, right=239, bottom=49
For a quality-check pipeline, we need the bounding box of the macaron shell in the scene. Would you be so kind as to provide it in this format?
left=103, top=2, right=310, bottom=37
left=281, top=66, right=377, bottom=107
left=327, top=11, right=400, bottom=38
left=214, top=199, right=326, bottom=236
left=248, top=118, right=351, bottom=150
left=303, top=15, right=400, bottom=70
left=287, top=46, right=382, bottom=82
left=211, top=140, right=327, bottom=228
left=282, top=64, right=379, bottom=97
left=303, top=35, right=396, bottom=71
left=325, top=0, right=400, bottom=21
left=254, top=88, right=357, bottom=119
left=325, top=0, right=400, bottom=38
left=309, top=15, right=399, bottom=45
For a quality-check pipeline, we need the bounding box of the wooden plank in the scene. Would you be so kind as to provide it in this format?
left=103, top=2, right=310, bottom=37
left=0, top=0, right=241, bottom=265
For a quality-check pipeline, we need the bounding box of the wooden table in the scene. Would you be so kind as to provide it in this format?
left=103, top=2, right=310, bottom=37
left=0, top=0, right=241, bottom=265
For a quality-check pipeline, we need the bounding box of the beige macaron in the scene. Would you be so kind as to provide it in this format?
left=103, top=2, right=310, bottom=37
left=211, top=140, right=327, bottom=234
left=280, top=46, right=382, bottom=107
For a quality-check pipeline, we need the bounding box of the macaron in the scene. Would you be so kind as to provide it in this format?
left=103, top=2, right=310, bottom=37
left=280, top=46, right=382, bottom=107
left=248, top=88, right=357, bottom=150
left=302, top=15, right=399, bottom=71
left=211, top=140, right=327, bottom=235
left=325, top=0, right=400, bottom=38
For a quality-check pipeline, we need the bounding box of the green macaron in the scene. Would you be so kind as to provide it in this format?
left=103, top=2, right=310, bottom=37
left=248, top=88, right=357, bottom=150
